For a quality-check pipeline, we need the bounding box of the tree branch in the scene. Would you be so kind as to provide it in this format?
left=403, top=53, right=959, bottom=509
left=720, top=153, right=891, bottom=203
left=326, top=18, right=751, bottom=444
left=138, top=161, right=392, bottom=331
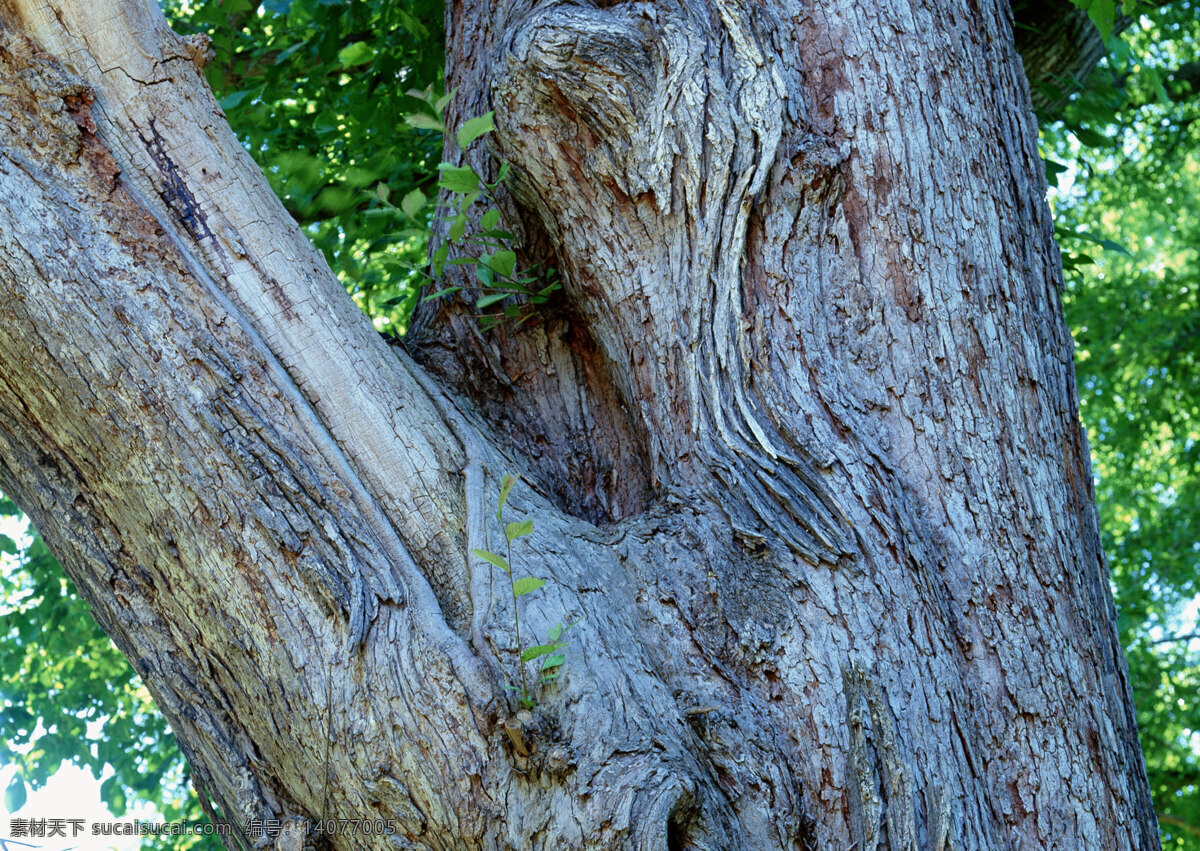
left=1148, top=631, right=1200, bottom=646
left=1157, top=812, right=1200, bottom=838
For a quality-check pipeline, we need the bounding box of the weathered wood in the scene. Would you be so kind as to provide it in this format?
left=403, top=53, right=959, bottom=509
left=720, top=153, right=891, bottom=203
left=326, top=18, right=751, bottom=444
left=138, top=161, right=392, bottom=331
left=0, top=0, right=1159, bottom=849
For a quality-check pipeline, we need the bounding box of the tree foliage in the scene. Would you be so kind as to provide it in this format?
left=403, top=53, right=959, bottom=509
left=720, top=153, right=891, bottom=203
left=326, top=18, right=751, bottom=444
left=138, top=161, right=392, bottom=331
left=167, top=0, right=446, bottom=333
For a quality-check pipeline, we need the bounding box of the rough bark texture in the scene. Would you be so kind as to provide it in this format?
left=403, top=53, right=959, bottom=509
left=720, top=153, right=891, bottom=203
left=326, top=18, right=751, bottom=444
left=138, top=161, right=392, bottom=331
left=0, top=0, right=1160, bottom=849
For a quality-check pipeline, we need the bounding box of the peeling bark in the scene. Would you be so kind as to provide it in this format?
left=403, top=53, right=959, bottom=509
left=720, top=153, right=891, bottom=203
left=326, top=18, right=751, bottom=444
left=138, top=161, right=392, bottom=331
left=0, top=1, right=1159, bottom=849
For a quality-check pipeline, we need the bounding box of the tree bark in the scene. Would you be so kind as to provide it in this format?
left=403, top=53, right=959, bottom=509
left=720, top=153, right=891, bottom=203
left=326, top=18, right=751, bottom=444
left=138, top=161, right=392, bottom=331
left=0, top=1, right=1159, bottom=850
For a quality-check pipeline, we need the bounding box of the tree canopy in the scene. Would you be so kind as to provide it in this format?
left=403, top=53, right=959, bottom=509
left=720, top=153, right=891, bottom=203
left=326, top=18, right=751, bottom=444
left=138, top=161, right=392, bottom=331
left=0, top=0, right=1197, bottom=846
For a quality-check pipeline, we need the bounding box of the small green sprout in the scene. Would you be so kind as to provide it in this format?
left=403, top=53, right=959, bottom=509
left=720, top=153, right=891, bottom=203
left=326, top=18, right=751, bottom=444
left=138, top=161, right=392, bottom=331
left=471, top=474, right=579, bottom=708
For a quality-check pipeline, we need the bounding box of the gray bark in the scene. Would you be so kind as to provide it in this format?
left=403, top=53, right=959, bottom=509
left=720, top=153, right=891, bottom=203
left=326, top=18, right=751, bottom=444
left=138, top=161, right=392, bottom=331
left=0, top=0, right=1159, bottom=849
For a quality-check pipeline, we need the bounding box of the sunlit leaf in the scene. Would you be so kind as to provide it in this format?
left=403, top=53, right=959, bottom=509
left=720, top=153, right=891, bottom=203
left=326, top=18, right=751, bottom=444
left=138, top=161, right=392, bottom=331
left=337, top=41, right=376, bottom=68
left=512, top=577, right=545, bottom=597
left=400, top=188, right=426, bottom=219
left=505, top=519, right=534, bottom=543
left=406, top=112, right=445, bottom=132
left=470, top=549, right=510, bottom=574
left=437, top=165, right=480, bottom=194
left=457, top=111, right=495, bottom=150
left=1069, top=0, right=1116, bottom=40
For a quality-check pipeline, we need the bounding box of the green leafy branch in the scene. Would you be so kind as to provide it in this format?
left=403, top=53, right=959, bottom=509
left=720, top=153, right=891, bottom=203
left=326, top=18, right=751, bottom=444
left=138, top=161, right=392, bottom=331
left=1055, top=224, right=1132, bottom=275
left=376, top=87, right=561, bottom=330
left=470, top=475, right=578, bottom=709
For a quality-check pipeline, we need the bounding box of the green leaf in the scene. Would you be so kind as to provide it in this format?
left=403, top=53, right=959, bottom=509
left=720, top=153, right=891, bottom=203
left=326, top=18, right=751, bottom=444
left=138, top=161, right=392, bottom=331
left=520, top=641, right=567, bottom=662
left=99, top=774, right=127, bottom=815
left=406, top=113, right=445, bottom=132
left=457, top=112, right=495, bottom=151
left=481, top=230, right=517, bottom=241
left=435, top=89, right=457, bottom=117
left=1073, top=127, right=1110, bottom=148
left=548, top=622, right=563, bottom=642
left=438, top=165, right=480, bottom=194
left=400, top=188, right=427, bottom=219
left=1043, top=158, right=1069, bottom=183
left=477, top=292, right=509, bottom=309
left=489, top=250, right=517, bottom=278
left=481, top=208, right=501, bottom=230
left=218, top=88, right=258, bottom=110
left=337, top=41, right=377, bottom=69
left=4, top=775, right=26, bottom=813
left=475, top=265, right=494, bottom=287
left=448, top=214, right=468, bottom=242
left=506, top=519, right=534, bottom=543
left=497, top=474, right=517, bottom=518
left=1069, top=0, right=1116, bottom=39
left=1070, top=230, right=1132, bottom=255
left=432, top=242, right=450, bottom=276
left=512, top=576, right=545, bottom=597
left=471, top=548, right=510, bottom=573
left=421, top=286, right=462, bottom=303
left=274, top=39, right=306, bottom=64
left=396, top=9, right=429, bottom=39
left=540, top=653, right=565, bottom=672
left=0, top=533, right=16, bottom=555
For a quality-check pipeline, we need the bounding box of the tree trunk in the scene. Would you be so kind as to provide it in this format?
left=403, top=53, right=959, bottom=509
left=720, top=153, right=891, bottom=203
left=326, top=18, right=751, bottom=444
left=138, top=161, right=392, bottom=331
left=0, top=0, right=1159, bottom=849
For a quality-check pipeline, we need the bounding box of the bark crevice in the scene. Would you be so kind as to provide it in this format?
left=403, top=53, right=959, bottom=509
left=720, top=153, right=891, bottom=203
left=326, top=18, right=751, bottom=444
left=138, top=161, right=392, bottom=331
left=490, top=0, right=854, bottom=563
